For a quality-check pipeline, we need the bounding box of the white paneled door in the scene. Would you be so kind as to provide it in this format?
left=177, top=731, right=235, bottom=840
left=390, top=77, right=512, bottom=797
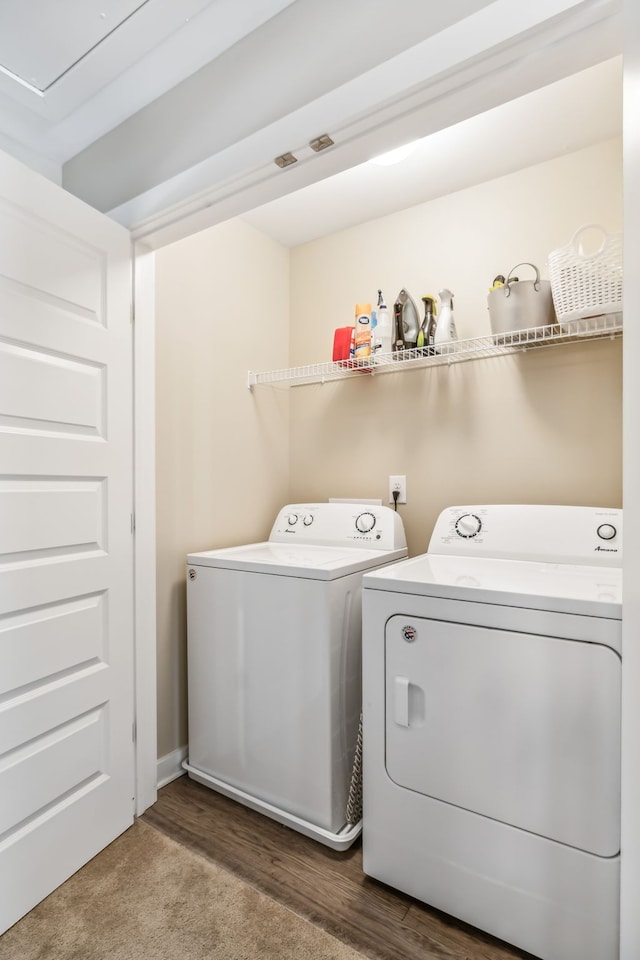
left=0, top=149, right=134, bottom=933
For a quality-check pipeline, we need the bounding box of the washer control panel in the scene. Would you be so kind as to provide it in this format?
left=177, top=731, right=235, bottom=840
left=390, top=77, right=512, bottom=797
left=270, top=503, right=407, bottom=551
left=429, top=504, right=622, bottom=566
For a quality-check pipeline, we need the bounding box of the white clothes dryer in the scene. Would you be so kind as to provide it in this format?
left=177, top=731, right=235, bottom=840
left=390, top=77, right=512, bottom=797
left=184, top=501, right=407, bottom=850
left=362, top=504, right=622, bottom=960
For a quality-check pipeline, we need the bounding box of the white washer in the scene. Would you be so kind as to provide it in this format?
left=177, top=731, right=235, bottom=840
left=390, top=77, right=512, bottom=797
left=184, top=501, right=407, bottom=850
left=362, top=504, right=622, bottom=960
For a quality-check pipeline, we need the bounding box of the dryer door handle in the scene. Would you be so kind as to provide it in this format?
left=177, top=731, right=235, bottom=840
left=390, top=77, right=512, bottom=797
left=393, top=676, right=410, bottom=727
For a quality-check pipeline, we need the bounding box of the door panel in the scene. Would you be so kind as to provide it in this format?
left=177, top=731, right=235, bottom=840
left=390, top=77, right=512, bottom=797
left=385, top=614, right=621, bottom=857
left=0, top=339, right=104, bottom=433
left=0, top=594, right=105, bottom=692
left=0, top=149, right=134, bottom=934
left=0, top=709, right=107, bottom=834
left=1, top=478, right=106, bottom=554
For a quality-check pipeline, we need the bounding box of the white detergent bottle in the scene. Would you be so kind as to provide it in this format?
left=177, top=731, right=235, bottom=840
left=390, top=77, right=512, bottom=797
left=433, top=288, right=457, bottom=353
left=373, top=289, right=393, bottom=356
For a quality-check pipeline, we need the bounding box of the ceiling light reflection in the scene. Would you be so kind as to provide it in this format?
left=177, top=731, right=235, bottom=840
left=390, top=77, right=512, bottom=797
left=369, top=142, right=418, bottom=166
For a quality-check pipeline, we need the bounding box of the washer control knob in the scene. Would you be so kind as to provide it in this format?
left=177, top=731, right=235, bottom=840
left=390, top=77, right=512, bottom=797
left=303, top=514, right=314, bottom=526
left=597, top=523, right=617, bottom=541
left=455, top=513, right=482, bottom=538
left=355, top=512, right=376, bottom=533
left=287, top=513, right=298, bottom=526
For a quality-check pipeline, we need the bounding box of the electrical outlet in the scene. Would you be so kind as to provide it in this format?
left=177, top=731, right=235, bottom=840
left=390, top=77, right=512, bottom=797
left=388, top=475, right=407, bottom=504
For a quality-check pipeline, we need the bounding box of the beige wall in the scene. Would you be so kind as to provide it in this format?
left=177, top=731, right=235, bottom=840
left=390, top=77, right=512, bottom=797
left=289, top=138, right=622, bottom=555
left=155, top=137, right=622, bottom=759
left=155, top=219, right=290, bottom=757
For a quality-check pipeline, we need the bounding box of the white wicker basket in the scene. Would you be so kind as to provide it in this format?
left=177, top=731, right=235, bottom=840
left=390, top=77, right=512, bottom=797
left=548, top=224, right=623, bottom=325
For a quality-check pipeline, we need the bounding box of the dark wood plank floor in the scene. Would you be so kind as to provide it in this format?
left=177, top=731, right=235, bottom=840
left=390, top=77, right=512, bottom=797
left=143, top=775, right=536, bottom=960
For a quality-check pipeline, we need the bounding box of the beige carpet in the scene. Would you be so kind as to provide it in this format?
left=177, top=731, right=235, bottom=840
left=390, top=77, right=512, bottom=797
left=0, top=821, right=366, bottom=960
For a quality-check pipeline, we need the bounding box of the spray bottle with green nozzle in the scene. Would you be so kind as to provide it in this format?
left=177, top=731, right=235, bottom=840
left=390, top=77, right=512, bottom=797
left=433, top=288, right=457, bottom=353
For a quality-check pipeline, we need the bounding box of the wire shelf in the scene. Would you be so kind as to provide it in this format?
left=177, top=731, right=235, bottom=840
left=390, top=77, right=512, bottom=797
left=247, top=313, right=623, bottom=388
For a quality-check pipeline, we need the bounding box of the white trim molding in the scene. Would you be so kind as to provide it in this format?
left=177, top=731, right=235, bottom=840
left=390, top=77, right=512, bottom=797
left=621, top=1, right=640, bottom=954
left=157, top=746, right=188, bottom=790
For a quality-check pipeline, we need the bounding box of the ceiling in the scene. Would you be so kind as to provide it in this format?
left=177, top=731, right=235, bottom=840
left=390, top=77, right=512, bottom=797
left=0, top=0, right=297, bottom=169
left=0, top=0, right=623, bottom=248
left=0, top=0, right=151, bottom=92
left=242, top=56, right=622, bottom=247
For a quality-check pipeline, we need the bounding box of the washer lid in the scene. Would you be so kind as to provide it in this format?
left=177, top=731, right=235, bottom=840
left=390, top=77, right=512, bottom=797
left=187, top=542, right=407, bottom=579
left=363, top=553, right=622, bottom=619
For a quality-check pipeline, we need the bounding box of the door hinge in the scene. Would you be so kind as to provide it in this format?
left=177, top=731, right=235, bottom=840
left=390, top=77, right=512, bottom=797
left=132, top=719, right=137, bottom=743
left=130, top=303, right=135, bottom=325
left=130, top=512, right=135, bottom=534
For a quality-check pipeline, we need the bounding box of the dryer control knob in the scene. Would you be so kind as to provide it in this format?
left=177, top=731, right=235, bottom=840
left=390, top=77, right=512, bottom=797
left=303, top=514, right=314, bottom=526
left=455, top=513, right=482, bottom=538
left=597, top=523, right=617, bottom=541
left=355, top=512, right=376, bottom=533
left=287, top=513, right=298, bottom=526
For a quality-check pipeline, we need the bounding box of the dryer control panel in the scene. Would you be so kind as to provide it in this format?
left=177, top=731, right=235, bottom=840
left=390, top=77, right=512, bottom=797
left=270, top=502, right=407, bottom=551
left=429, top=504, right=622, bottom=566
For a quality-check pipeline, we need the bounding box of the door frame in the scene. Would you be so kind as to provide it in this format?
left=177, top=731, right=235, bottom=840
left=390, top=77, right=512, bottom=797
left=129, top=15, right=640, bottom=953
left=621, top=3, right=640, bottom=955
left=132, top=243, right=158, bottom=815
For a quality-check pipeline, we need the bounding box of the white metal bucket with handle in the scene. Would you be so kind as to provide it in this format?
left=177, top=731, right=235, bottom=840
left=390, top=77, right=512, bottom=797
left=487, top=262, right=556, bottom=340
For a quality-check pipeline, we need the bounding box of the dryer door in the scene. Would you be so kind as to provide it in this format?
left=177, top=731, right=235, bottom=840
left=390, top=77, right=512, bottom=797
left=385, top=615, right=621, bottom=857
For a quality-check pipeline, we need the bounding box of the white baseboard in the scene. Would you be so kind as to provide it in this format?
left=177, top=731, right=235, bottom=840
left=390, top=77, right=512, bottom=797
left=157, top=745, right=188, bottom=789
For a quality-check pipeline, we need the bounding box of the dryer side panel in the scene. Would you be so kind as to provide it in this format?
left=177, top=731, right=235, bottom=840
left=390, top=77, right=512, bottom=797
left=385, top=615, right=621, bottom=856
